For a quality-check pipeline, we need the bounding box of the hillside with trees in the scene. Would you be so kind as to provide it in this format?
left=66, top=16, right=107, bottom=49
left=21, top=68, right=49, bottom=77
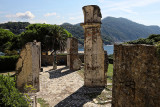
left=127, top=34, right=160, bottom=45
left=61, top=17, right=160, bottom=45
left=0, top=22, right=30, bottom=34
left=1, top=17, right=160, bottom=45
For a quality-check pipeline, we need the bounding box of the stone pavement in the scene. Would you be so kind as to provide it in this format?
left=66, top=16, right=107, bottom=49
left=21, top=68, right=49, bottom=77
left=36, top=66, right=111, bottom=107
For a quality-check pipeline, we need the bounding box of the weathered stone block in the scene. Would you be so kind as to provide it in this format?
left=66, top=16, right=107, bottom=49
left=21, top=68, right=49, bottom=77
left=16, top=41, right=41, bottom=92
left=112, top=44, right=160, bottom=107
left=67, top=37, right=82, bottom=70
left=82, top=5, right=102, bottom=23
left=81, top=5, right=108, bottom=87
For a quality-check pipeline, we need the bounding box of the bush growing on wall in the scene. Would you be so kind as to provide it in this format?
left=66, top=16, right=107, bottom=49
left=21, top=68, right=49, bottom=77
left=0, top=74, right=29, bottom=106
left=0, top=55, right=19, bottom=71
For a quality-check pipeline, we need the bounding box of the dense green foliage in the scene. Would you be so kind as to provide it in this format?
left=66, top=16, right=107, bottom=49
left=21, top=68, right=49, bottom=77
left=127, top=34, right=160, bottom=45
left=0, top=28, right=14, bottom=52
left=0, top=22, right=30, bottom=34
left=0, top=55, right=19, bottom=71
left=21, top=24, right=72, bottom=52
left=0, top=28, right=21, bottom=52
left=0, top=74, right=29, bottom=106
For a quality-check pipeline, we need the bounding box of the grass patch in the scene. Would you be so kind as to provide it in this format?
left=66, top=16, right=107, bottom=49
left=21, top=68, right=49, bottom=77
left=107, top=64, right=113, bottom=83
left=77, top=64, right=113, bottom=83
left=37, top=98, right=49, bottom=107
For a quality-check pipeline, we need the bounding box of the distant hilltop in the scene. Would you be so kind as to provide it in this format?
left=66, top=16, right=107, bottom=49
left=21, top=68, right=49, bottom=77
left=1, top=17, right=160, bottom=45
left=61, top=17, right=160, bottom=45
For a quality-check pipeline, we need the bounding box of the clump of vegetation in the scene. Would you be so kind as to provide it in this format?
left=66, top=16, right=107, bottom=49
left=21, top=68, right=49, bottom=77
left=37, top=98, right=49, bottom=107
left=127, top=34, right=160, bottom=57
left=127, top=34, right=160, bottom=45
left=0, top=74, right=29, bottom=107
left=155, top=42, right=160, bottom=58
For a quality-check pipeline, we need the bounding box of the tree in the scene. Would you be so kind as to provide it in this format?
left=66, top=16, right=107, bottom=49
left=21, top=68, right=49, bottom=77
left=20, top=24, right=72, bottom=69
left=0, top=28, right=14, bottom=52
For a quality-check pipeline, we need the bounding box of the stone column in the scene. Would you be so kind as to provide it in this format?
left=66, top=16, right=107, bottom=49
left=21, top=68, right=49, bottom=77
left=67, top=37, right=82, bottom=70
left=81, top=5, right=108, bottom=87
left=16, top=40, right=41, bottom=92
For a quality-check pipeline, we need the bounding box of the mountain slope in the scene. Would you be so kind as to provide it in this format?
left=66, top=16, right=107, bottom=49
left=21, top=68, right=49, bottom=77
left=61, top=17, right=160, bottom=44
left=101, top=17, right=160, bottom=42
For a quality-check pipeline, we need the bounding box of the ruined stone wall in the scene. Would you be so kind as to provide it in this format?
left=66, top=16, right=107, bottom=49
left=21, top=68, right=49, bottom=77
left=67, top=37, right=82, bottom=70
left=81, top=5, right=108, bottom=87
left=41, top=54, right=84, bottom=66
left=112, top=44, right=160, bottom=107
left=16, top=41, right=41, bottom=92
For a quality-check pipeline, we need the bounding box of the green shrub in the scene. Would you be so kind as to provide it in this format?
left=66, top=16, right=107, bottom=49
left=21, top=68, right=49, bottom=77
left=126, top=34, right=160, bottom=45
left=108, top=54, right=113, bottom=64
left=0, top=74, right=29, bottom=107
left=0, top=55, right=19, bottom=71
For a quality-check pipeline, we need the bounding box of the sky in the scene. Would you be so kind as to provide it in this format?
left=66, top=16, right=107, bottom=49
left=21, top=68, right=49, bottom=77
left=0, top=0, right=160, bottom=26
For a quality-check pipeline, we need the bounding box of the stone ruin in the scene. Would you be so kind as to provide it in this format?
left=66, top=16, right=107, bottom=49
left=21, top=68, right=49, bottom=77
left=112, top=44, right=160, bottom=107
left=81, top=5, right=108, bottom=87
left=16, top=40, right=41, bottom=92
left=67, top=37, right=82, bottom=70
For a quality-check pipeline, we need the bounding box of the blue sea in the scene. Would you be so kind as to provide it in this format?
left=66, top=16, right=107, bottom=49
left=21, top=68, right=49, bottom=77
left=78, top=45, right=114, bottom=55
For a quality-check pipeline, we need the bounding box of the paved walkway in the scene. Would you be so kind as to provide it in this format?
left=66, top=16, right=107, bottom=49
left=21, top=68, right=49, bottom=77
left=36, top=66, right=111, bottom=107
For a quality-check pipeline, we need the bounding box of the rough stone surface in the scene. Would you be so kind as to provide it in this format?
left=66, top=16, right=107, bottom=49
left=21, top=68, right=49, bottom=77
left=112, top=44, right=160, bottom=107
left=81, top=5, right=108, bottom=87
left=82, top=5, right=102, bottom=23
left=16, top=41, right=41, bottom=92
left=67, top=37, right=82, bottom=70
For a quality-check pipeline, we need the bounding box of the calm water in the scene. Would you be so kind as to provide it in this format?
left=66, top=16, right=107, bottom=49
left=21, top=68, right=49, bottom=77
left=78, top=45, right=114, bottom=55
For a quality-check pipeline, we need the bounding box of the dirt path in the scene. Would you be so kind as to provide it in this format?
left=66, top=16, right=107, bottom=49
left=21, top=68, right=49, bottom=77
left=36, top=66, right=111, bottom=107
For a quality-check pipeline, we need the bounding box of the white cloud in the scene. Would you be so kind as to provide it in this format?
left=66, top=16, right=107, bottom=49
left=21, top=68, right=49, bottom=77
left=5, top=11, right=35, bottom=19
left=16, top=11, right=35, bottom=19
left=44, top=12, right=56, bottom=17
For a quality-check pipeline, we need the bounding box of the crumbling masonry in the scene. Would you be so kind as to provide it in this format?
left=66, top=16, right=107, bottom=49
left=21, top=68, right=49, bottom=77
left=16, top=41, right=41, bottom=92
left=67, top=37, right=82, bottom=70
left=112, top=44, right=160, bottom=107
left=81, top=5, right=108, bottom=87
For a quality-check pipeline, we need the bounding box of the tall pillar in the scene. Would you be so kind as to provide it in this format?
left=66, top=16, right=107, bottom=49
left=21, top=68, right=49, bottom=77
left=67, top=37, right=82, bottom=70
left=81, top=5, right=108, bottom=87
